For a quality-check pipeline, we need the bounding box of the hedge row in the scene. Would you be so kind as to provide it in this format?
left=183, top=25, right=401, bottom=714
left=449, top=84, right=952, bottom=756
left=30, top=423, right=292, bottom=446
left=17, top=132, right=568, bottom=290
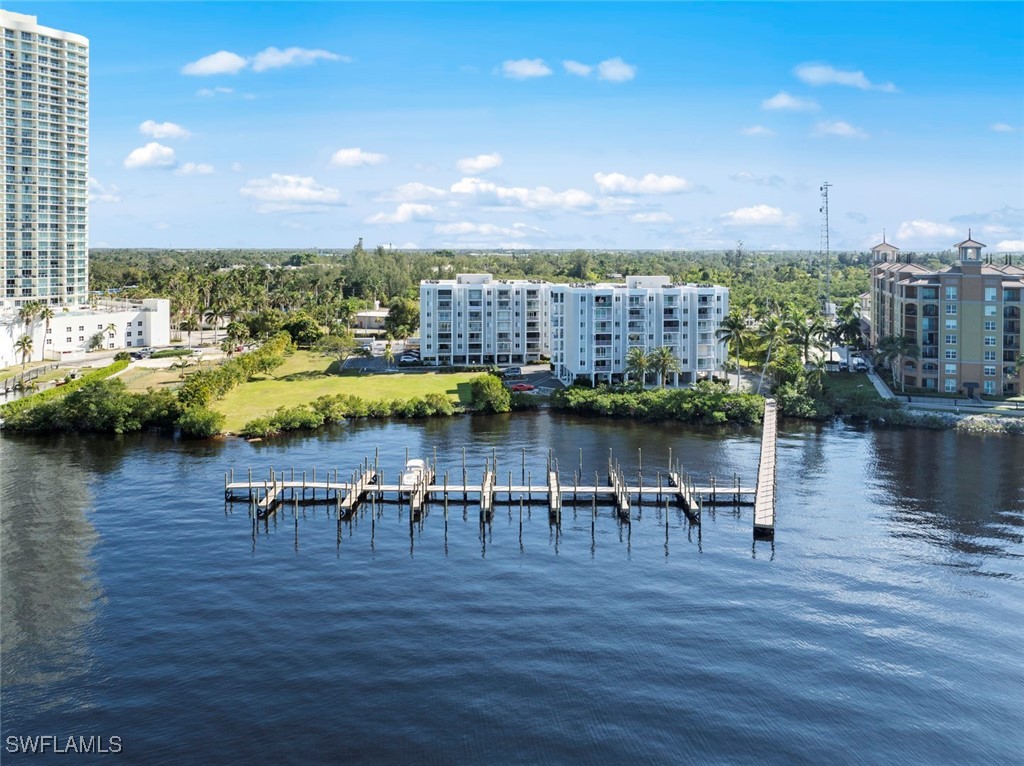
left=0, top=359, right=130, bottom=419
left=240, top=392, right=460, bottom=437
left=550, top=380, right=764, bottom=425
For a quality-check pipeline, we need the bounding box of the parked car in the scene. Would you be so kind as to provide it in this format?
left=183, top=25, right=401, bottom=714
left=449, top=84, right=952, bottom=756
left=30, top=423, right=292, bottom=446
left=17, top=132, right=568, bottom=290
left=129, top=352, right=143, bottom=360
left=852, top=358, right=868, bottom=371
left=510, top=383, right=535, bottom=392
left=503, top=366, right=523, bottom=378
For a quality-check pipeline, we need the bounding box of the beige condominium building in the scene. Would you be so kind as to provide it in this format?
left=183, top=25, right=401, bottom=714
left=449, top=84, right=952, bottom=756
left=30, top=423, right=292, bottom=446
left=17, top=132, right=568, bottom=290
left=870, top=233, right=1023, bottom=396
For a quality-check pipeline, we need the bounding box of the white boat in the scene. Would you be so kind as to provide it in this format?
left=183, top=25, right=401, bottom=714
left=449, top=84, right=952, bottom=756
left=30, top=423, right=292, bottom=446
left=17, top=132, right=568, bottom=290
left=400, top=458, right=427, bottom=492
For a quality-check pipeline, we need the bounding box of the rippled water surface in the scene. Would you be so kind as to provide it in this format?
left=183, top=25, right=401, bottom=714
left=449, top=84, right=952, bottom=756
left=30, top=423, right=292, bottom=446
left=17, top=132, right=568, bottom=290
left=2, top=413, right=1022, bottom=764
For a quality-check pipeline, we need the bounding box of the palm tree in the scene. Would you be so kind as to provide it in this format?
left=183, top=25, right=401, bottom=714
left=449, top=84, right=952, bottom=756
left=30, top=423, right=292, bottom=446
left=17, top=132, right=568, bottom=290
left=181, top=317, right=199, bottom=349
left=716, top=312, right=747, bottom=390
left=38, top=305, right=54, bottom=361
left=18, top=301, right=40, bottom=332
left=105, top=322, right=117, bottom=350
left=649, top=346, right=681, bottom=388
left=786, top=311, right=828, bottom=364
left=876, top=334, right=920, bottom=392
left=1016, top=352, right=1023, bottom=375
left=383, top=343, right=395, bottom=369
left=625, top=347, right=650, bottom=388
left=14, top=334, right=33, bottom=369
left=756, top=314, right=788, bottom=394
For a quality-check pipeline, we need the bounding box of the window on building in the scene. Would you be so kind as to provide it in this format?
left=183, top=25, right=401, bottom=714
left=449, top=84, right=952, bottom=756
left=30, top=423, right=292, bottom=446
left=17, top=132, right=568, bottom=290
left=945, top=349, right=957, bottom=359
left=945, top=363, right=957, bottom=375
left=945, top=286, right=958, bottom=300
left=984, top=336, right=996, bottom=346
left=985, top=305, right=997, bottom=316
left=984, top=350, right=997, bottom=361
left=945, top=319, right=957, bottom=330
left=945, top=378, right=957, bottom=393
left=945, top=334, right=957, bottom=345
left=945, top=305, right=957, bottom=315
left=984, top=320, right=997, bottom=331
left=984, top=381, right=996, bottom=394
left=984, top=287, right=997, bottom=302
left=984, top=366, right=996, bottom=376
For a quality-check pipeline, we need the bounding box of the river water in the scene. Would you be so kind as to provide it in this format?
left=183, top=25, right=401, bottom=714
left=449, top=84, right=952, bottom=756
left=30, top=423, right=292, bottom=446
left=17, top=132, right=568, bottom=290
left=1, top=413, right=1022, bottom=764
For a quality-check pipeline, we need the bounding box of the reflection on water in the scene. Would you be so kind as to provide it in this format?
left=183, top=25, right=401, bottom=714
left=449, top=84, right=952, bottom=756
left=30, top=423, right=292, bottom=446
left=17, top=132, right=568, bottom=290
left=1, top=416, right=1022, bottom=763
left=871, top=429, right=1024, bottom=565
left=0, top=436, right=101, bottom=696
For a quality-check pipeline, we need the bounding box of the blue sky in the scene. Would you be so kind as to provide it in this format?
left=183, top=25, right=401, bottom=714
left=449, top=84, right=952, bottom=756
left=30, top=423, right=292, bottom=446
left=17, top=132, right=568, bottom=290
left=12, top=2, right=1024, bottom=251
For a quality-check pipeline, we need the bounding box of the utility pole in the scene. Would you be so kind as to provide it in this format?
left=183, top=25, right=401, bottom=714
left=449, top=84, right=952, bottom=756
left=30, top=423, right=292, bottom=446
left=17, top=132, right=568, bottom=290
left=819, top=181, right=833, bottom=317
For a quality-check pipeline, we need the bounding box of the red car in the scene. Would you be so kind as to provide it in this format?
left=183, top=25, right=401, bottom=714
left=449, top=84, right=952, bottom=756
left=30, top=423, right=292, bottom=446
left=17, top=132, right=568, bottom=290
left=510, top=383, right=535, bottom=392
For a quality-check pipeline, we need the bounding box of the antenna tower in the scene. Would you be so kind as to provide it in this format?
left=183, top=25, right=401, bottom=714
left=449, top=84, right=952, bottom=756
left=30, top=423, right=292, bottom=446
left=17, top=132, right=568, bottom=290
left=819, top=181, right=833, bottom=316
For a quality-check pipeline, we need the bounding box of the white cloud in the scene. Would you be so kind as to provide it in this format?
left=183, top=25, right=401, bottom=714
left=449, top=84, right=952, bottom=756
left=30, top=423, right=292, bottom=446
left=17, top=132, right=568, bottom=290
left=434, top=221, right=544, bottom=239
left=729, top=172, right=785, bottom=187
left=813, top=120, right=869, bottom=139
left=197, top=86, right=233, bottom=97
left=995, top=240, right=1024, bottom=252
left=124, top=142, right=176, bottom=169
left=176, top=162, right=215, bottom=175
left=378, top=182, right=447, bottom=202
left=721, top=205, right=798, bottom=227
left=240, top=173, right=344, bottom=213
left=231, top=162, right=243, bottom=173
left=896, top=220, right=958, bottom=241
left=451, top=177, right=595, bottom=211
left=794, top=63, right=897, bottom=92
left=330, top=147, right=387, bottom=167
left=563, top=60, right=592, bottom=77
left=597, top=57, right=637, bottom=83
left=991, top=123, right=1017, bottom=133
left=501, top=58, right=553, bottom=79
left=183, top=47, right=345, bottom=76
left=88, top=177, right=121, bottom=204
left=365, top=203, right=437, bottom=224
left=761, top=91, right=819, bottom=111
left=629, top=212, right=674, bottom=224
left=594, top=172, right=693, bottom=194
left=139, top=120, right=191, bottom=140
left=741, top=125, right=776, bottom=137
left=251, top=46, right=347, bottom=72
left=182, top=50, right=248, bottom=76
left=456, top=152, right=503, bottom=174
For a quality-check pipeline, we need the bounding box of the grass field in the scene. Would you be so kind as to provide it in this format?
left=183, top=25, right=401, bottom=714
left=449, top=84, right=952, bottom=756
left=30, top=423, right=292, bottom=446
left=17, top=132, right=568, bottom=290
left=823, top=372, right=880, bottom=400
left=214, top=351, right=477, bottom=432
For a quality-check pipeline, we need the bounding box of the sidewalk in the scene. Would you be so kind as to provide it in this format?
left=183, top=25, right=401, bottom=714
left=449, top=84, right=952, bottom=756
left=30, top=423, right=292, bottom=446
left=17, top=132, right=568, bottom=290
left=867, top=365, right=1024, bottom=415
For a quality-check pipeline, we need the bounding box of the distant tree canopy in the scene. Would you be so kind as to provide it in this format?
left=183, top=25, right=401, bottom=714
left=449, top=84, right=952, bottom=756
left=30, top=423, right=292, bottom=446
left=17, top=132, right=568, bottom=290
left=84, top=245, right=906, bottom=339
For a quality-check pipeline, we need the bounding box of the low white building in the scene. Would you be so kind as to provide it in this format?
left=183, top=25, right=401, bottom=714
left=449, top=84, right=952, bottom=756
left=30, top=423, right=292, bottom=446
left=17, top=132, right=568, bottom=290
left=0, top=298, right=171, bottom=367
left=420, top=274, right=551, bottom=366
left=550, top=276, right=729, bottom=386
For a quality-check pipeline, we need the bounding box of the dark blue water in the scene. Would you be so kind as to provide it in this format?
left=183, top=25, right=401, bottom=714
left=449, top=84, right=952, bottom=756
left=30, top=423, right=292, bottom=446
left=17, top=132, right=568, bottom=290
left=2, top=413, right=1023, bottom=764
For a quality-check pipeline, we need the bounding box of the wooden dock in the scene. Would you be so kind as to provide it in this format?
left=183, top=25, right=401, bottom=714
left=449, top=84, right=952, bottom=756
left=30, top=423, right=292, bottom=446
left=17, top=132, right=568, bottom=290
left=224, top=436, right=777, bottom=535
left=753, top=398, right=778, bottom=536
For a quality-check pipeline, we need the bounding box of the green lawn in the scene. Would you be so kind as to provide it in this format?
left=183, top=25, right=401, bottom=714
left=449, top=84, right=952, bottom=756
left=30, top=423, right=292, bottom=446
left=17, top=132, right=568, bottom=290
left=823, top=371, right=880, bottom=400
left=215, top=351, right=477, bottom=432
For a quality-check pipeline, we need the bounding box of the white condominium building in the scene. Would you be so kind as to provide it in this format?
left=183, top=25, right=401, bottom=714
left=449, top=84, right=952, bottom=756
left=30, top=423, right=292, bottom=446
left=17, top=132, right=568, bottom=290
left=419, top=274, right=730, bottom=385
left=420, top=274, right=551, bottom=366
left=1, top=11, right=90, bottom=308
left=550, top=276, right=729, bottom=386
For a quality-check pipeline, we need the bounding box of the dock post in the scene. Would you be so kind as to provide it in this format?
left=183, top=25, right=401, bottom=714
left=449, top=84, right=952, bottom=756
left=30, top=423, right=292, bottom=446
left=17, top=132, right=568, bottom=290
left=462, top=448, right=467, bottom=502
left=574, top=471, right=578, bottom=502
left=522, top=448, right=526, bottom=484
left=668, top=447, right=672, bottom=476
left=433, top=446, right=438, bottom=478
left=735, top=472, right=739, bottom=504
left=638, top=447, right=642, bottom=473
left=711, top=474, right=716, bottom=505
left=579, top=447, right=583, bottom=478
left=657, top=471, right=662, bottom=502
left=508, top=471, right=513, bottom=502
left=248, top=466, right=253, bottom=500
left=444, top=472, right=449, bottom=515
left=528, top=470, right=531, bottom=502
left=224, top=471, right=228, bottom=498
